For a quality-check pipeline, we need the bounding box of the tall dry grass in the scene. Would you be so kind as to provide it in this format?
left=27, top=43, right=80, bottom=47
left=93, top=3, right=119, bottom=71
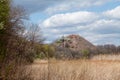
left=29, top=60, right=49, bottom=80
left=29, top=55, right=120, bottom=80
left=91, top=54, right=120, bottom=61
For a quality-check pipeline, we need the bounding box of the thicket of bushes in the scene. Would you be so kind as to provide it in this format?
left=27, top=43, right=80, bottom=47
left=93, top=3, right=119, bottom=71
left=0, top=0, right=43, bottom=79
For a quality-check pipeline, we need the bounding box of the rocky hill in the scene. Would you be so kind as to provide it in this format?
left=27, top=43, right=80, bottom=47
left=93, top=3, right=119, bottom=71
left=53, top=34, right=96, bottom=51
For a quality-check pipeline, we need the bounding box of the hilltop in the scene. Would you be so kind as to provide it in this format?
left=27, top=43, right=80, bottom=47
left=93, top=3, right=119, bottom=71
left=51, top=34, right=96, bottom=59
left=53, top=34, right=96, bottom=51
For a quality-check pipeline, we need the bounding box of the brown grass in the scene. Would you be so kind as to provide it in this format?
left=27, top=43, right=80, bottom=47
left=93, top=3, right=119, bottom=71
left=29, top=55, right=120, bottom=80
left=91, top=54, right=120, bottom=61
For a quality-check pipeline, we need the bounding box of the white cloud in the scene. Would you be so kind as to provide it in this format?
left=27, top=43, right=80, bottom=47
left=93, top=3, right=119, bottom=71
left=44, top=0, right=111, bottom=14
left=104, top=6, right=120, bottom=19
left=84, top=33, right=120, bottom=45
left=40, top=6, right=120, bottom=45
left=45, top=4, right=70, bottom=14
left=81, top=19, right=120, bottom=45
left=14, top=0, right=112, bottom=14
left=87, top=19, right=120, bottom=32
left=42, top=11, right=99, bottom=28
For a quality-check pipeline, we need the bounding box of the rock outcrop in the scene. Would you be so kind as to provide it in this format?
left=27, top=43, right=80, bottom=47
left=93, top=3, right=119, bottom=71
left=54, top=34, right=96, bottom=51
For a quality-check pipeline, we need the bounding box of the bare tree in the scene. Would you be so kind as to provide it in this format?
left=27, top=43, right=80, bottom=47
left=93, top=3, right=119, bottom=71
left=0, top=4, right=43, bottom=79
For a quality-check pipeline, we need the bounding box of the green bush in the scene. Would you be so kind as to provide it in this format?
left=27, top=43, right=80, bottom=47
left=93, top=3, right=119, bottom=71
left=81, top=49, right=89, bottom=58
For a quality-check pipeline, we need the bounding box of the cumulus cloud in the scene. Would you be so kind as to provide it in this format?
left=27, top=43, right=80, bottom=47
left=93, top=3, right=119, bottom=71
left=104, top=6, right=120, bottom=19
left=84, top=33, right=120, bottom=45
left=42, top=11, right=99, bottom=28
left=40, top=6, right=120, bottom=45
left=45, top=0, right=111, bottom=14
left=14, top=0, right=111, bottom=14
left=87, top=19, right=120, bottom=34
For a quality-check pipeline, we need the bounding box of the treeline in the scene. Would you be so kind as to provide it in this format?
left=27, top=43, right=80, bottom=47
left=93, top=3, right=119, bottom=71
left=44, top=44, right=120, bottom=60
left=93, top=44, right=120, bottom=55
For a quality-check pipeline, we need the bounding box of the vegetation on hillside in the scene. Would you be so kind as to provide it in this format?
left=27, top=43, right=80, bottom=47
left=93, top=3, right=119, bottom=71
left=51, top=35, right=120, bottom=60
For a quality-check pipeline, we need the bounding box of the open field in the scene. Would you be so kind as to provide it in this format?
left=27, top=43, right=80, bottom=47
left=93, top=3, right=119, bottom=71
left=91, top=54, right=120, bottom=61
left=29, top=55, right=120, bottom=80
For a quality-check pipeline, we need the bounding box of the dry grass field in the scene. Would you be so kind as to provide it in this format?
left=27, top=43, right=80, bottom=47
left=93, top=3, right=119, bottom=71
left=29, top=55, right=120, bottom=80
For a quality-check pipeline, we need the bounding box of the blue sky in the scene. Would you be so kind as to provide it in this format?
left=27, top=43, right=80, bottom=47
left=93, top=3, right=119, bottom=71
left=14, top=0, right=120, bottom=45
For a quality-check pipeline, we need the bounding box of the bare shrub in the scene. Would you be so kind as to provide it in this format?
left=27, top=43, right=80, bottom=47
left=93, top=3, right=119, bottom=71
left=0, top=2, right=43, bottom=80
